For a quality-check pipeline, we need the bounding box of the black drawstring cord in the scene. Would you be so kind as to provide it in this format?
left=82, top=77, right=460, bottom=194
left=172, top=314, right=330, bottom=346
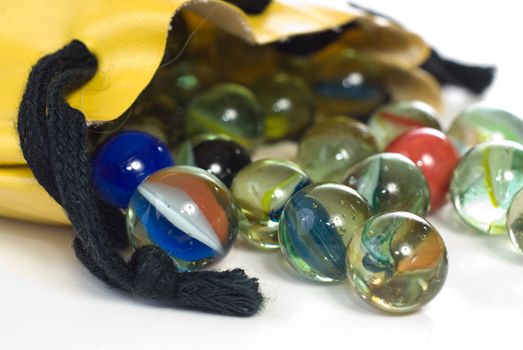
left=17, top=40, right=263, bottom=316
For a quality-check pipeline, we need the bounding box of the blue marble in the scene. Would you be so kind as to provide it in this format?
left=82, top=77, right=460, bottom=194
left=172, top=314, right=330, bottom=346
left=286, top=192, right=346, bottom=277
left=92, top=131, right=174, bottom=208
left=279, top=183, right=372, bottom=282
left=129, top=188, right=215, bottom=261
left=126, top=166, right=239, bottom=271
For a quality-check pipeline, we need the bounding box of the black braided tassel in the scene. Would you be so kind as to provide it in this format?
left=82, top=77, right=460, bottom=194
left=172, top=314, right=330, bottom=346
left=17, top=40, right=263, bottom=316
left=421, top=49, right=496, bottom=95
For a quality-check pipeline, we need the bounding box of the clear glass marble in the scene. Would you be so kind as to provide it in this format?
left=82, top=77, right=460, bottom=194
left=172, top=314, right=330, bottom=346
left=346, top=211, right=448, bottom=313
left=368, top=100, right=442, bottom=150
left=185, top=83, right=264, bottom=151
left=447, top=107, right=523, bottom=155
left=451, top=141, right=523, bottom=234
left=343, top=153, right=430, bottom=216
left=231, top=159, right=310, bottom=249
left=296, top=116, right=378, bottom=183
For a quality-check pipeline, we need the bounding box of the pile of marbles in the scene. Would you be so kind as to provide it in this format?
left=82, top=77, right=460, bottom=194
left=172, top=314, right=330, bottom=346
left=89, top=16, right=523, bottom=314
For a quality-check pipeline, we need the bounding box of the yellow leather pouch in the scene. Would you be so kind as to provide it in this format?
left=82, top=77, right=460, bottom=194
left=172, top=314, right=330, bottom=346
left=0, top=0, right=441, bottom=224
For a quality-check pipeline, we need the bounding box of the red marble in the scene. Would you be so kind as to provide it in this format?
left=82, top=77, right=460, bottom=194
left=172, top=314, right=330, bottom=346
left=385, top=128, right=460, bottom=212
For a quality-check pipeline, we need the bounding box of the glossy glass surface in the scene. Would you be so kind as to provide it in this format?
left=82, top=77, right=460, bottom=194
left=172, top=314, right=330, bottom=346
left=386, top=128, right=460, bottom=211
left=507, top=188, right=523, bottom=254
left=92, top=131, right=174, bottom=208
left=126, top=166, right=239, bottom=271
left=296, top=117, right=378, bottom=182
left=231, top=159, right=311, bottom=249
left=313, top=49, right=388, bottom=119
left=343, top=153, right=430, bottom=216
left=176, top=134, right=251, bottom=188
left=368, top=100, right=442, bottom=150
left=451, top=141, right=523, bottom=234
left=186, top=83, right=264, bottom=150
left=447, top=107, right=523, bottom=155
left=154, top=61, right=218, bottom=105
left=346, top=212, right=448, bottom=313
left=279, top=183, right=372, bottom=282
left=253, top=73, right=314, bottom=141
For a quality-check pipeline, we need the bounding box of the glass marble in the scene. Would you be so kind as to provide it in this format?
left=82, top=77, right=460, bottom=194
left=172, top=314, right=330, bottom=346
left=312, top=49, right=389, bottom=120
left=176, top=134, right=251, bottom=188
left=154, top=61, right=218, bottom=106
left=92, top=131, right=174, bottom=208
left=231, top=159, right=311, bottom=249
left=185, top=83, right=264, bottom=151
left=343, top=153, right=430, bottom=216
left=126, top=166, right=239, bottom=271
left=279, top=183, right=372, bottom=282
left=386, top=128, right=460, bottom=212
left=447, top=107, right=523, bottom=155
left=368, top=100, right=442, bottom=150
left=296, top=116, right=378, bottom=183
left=507, top=188, right=523, bottom=254
left=346, top=212, right=448, bottom=313
left=253, top=73, right=315, bottom=141
left=450, top=141, right=523, bottom=235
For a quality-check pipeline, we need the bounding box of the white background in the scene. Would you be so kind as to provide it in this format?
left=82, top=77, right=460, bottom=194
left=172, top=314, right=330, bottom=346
left=1, top=1, right=523, bottom=349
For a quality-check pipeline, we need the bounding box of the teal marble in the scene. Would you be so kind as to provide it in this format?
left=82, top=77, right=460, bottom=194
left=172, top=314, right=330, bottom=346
left=447, top=107, right=523, bottom=155
left=279, top=183, right=372, bottom=282
left=343, top=153, right=430, bottom=216
left=451, top=140, right=523, bottom=235
left=346, top=212, right=448, bottom=313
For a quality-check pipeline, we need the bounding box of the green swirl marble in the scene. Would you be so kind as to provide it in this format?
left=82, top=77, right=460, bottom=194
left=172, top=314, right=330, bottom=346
left=451, top=141, right=523, bottom=234
left=346, top=212, right=448, bottom=313
left=447, top=107, right=523, bottom=155
left=343, top=153, right=430, bottom=216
